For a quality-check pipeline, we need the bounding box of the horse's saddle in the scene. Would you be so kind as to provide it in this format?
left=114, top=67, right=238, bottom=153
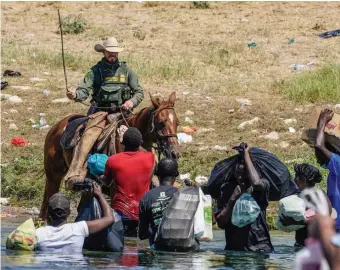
left=60, top=113, right=128, bottom=156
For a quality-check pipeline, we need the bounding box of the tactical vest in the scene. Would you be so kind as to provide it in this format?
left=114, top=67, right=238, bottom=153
left=91, top=61, right=131, bottom=107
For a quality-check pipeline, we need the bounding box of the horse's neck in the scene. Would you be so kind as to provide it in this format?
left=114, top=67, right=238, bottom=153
left=128, top=107, right=155, bottom=150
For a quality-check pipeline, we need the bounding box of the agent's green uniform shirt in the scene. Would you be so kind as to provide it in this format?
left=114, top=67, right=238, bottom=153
left=75, top=58, right=144, bottom=108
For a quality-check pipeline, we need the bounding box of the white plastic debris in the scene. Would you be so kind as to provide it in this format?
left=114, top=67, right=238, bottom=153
left=30, top=77, right=46, bottom=82
left=238, top=117, right=260, bottom=129
left=8, top=96, right=23, bottom=104
left=9, top=109, right=18, bottom=114
left=279, top=141, right=290, bottom=148
left=334, top=104, right=340, bottom=109
left=184, top=117, right=194, bottom=124
left=12, top=86, right=32, bottom=90
left=283, top=118, right=297, bottom=125
left=264, top=132, right=280, bottom=140
left=0, top=198, right=9, bottom=205
left=52, top=98, right=70, bottom=103
left=198, top=146, right=209, bottom=151
left=197, top=128, right=215, bottom=134
left=240, top=18, right=249, bottom=22
left=25, top=207, right=40, bottom=215
left=11, top=59, right=16, bottom=62
left=213, top=145, right=228, bottom=151
left=289, top=127, right=296, bottom=133
left=195, top=176, right=208, bottom=186
left=182, top=92, right=189, bottom=96
left=185, top=110, right=195, bottom=116
left=24, top=33, right=35, bottom=39
left=228, top=109, right=235, bottom=113
left=236, top=98, right=252, bottom=106
left=179, top=173, right=191, bottom=181
left=9, top=123, right=18, bottom=130
left=177, top=133, right=193, bottom=144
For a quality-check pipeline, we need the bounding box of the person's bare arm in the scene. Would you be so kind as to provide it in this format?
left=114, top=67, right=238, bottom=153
left=244, top=148, right=263, bottom=190
left=309, top=215, right=340, bottom=270
left=216, top=186, right=241, bottom=229
left=315, top=109, right=333, bottom=164
left=86, top=184, right=115, bottom=234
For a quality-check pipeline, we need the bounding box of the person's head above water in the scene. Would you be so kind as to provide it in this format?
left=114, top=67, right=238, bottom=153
left=47, top=193, right=71, bottom=227
left=234, top=160, right=250, bottom=190
left=122, top=127, right=143, bottom=151
left=294, top=163, right=322, bottom=190
left=155, top=158, right=179, bottom=185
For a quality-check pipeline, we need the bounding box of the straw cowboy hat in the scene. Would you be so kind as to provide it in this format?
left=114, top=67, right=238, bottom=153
left=94, top=37, right=124, bottom=53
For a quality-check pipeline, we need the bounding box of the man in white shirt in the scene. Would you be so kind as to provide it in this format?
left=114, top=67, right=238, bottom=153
left=36, top=183, right=114, bottom=253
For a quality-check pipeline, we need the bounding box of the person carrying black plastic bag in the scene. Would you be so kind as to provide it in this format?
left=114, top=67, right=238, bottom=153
left=215, top=143, right=274, bottom=252
left=75, top=179, right=124, bottom=252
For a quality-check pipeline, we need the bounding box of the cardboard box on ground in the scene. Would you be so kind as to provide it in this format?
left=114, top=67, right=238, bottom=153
left=302, top=106, right=340, bottom=153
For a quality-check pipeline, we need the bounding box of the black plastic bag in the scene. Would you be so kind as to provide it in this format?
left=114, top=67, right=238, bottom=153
left=206, top=146, right=299, bottom=201
left=75, top=194, right=124, bottom=252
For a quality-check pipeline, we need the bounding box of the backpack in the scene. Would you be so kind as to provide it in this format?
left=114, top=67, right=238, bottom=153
left=154, top=187, right=200, bottom=252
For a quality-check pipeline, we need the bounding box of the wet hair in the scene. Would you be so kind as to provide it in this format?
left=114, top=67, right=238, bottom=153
left=122, top=127, right=142, bottom=150
left=156, top=158, right=179, bottom=179
left=294, top=163, right=322, bottom=186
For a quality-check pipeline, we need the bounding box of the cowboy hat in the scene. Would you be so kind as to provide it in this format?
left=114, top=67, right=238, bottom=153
left=94, top=37, right=124, bottom=53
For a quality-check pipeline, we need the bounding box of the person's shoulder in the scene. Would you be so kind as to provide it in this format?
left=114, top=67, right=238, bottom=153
left=71, top=221, right=89, bottom=236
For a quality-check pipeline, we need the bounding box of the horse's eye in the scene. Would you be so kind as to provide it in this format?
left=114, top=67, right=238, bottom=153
left=156, top=120, right=165, bottom=129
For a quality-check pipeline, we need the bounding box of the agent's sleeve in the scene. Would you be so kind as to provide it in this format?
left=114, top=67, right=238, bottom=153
left=75, top=71, right=95, bottom=101
left=128, top=69, right=144, bottom=107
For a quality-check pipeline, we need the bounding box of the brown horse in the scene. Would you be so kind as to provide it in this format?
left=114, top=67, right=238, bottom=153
left=40, top=92, right=179, bottom=219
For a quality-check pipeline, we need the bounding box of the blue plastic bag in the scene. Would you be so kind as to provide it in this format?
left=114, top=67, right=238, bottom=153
left=231, top=193, right=261, bottom=228
left=87, top=154, right=108, bottom=176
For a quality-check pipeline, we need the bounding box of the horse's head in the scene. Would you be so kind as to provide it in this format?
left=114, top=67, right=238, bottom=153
left=149, top=92, right=179, bottom=159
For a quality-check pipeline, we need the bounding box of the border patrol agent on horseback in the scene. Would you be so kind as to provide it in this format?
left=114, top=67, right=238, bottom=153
left=65, top=37, right=144, bottom=187
left=67, top=37, right=144, bottom=113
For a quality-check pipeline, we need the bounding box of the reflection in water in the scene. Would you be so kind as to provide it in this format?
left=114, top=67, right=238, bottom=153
left=1, top=219, right=296, bottom=270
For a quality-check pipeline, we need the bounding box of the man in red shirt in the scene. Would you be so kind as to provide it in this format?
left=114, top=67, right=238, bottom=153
left=102, top=127, right=155, bottom=236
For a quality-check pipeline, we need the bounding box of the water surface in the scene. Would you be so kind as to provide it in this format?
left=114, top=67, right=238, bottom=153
left=1, top=217, right=296, bottom=269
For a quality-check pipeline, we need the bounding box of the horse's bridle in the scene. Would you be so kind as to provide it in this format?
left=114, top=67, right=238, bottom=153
left=149, top=107, right=178, bottom=159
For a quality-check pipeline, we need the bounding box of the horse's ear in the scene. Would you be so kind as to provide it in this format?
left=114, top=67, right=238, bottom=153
left=149, top=93, right=160, bottom=108
left=168, top=92, right=176, bottom=106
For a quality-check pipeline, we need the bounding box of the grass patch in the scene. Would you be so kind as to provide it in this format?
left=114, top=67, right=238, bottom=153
left=1, top=155, right=45, bottom=206
left=276, top=64, right=340, bottom=103
left=192, top=1, right=210, bottom=9
left=1, top=155, right=78, bottom=208
left=60, top=14, right=87, bottom=34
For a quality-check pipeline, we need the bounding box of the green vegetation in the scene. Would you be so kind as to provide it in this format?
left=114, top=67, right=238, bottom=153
left=192, top=1, right=210, bottom=9
left=1, top=155, right=77, bottom=207
left=61, top=14, right=87, bottom=34
left=276, top=64, right=340, bottom=103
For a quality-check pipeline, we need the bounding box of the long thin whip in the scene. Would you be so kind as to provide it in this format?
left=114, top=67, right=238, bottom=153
left=57, top=9, right=69, bottom=93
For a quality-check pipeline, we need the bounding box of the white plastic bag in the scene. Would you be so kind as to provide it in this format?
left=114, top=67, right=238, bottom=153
left=231, top=193, right=261, bottom=228
left=194, top=188, right=213, bottom=242
left=276, top=194, right=306, bottom=232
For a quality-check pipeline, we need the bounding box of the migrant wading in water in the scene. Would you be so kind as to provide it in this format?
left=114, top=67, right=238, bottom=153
left=99, top=128, right=155, bottom=237
left=215, top=143, right=274, bottom=252
left=314, top=108, right=340, bottom=233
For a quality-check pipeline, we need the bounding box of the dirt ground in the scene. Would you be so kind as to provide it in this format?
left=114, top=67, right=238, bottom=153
left=1, top=2, right=340, bottom=208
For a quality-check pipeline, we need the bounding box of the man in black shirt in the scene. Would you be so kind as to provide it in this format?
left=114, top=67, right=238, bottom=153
left=138, top=158, right=179, bottom=246
left=215, top=144, right=274, bottom=252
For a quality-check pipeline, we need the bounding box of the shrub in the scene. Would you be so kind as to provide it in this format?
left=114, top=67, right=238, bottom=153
left=192, top=1, right=210, bottom=9
left=61, top=14, right=87, bottom=34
